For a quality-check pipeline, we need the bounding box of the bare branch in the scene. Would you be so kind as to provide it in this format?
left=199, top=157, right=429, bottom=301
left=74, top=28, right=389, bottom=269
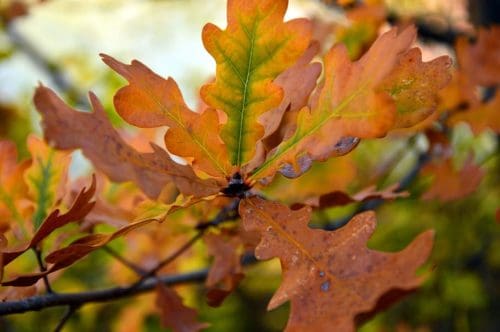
left=0, top=269, right=207, bottom=316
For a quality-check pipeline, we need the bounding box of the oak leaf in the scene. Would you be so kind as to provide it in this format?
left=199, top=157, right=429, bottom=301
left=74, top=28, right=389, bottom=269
left=335, top=3, right=387, bottom=60
left=155, top=283, right=209, bottom=332
left=204, top=230, right=245, bottom=307
left=422, top=157, right=484, bottom=202
left=1, top=176, right=96, bottom=269
left=257, top=42, right=322, bottom=165
left=456, top=26, right=500, bottom=87
left=201, top=0, right=312, bottom=167
left=2, top=215, right=162, bottom=286
left=24, top=135, right=71, bottom=229
left=101, top=54, right=233, bottom=179
left=449, top=92, right=500, bottom=134
left=0, top=140, right=28, bottom=229
left=240, top=196, right=434, bottom=332
left=250, top=26, right=451, bottom=181
left=34, top=85, right=221, bottom=199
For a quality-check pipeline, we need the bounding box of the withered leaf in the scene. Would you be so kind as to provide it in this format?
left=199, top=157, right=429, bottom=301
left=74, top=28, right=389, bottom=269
left=422, top=157, right=485, bottom=202
left=1, top=175, right=96, bottom=269
left=155, top=283, right=209, bottom=332
left=456, top=26, right=500, bottom=86
left=1, top=213, right=165, bottom=286
left=34, top=85, right=221, bottom=198
left=449, top=92, right=500, bottom=134
left=240, top=197, right=434, bottom=332
left=0, top=140, right=28, bottom=228
left=204, top=230, right=245, bottom=307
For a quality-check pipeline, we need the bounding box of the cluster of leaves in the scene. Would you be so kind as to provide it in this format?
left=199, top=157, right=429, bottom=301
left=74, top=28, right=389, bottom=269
left=0, top=0, right=498, bottom=331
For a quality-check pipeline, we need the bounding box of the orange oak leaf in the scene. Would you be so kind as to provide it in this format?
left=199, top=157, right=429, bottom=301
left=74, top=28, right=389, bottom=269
left=201, top=0, right=311, bottom=167
left=254, top=42, right=323, bottom=167
left=456, top=26, right=500, bottom=86
left=1, top=176, right=96, bottom=269
left=250, top=26, right=451, bottom=181
left=422, top=157, right=485, bottom=202
left=449, top=92, right=500, bottom=134
left=101, top=55, right=232, bottom=179
left=246, top=42, right=322, bottom=172
left=380, top=48, right=452, bottom=128
left=155, top=283, right=209, bottom=332
left=259, top=42, right=322, bottom=143
left=0, top=140, right=28, bottom=228
left=34, top=85, right=221, bottom=199
left=335, top=3, right=387, bottom=60
left=240, top=197, right=434, bottom=332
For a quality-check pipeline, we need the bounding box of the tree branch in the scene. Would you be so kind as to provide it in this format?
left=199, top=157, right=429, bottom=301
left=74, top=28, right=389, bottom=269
left=0, top=269, right=207, bottom=316
left=0, top=252, right=258, bottom=316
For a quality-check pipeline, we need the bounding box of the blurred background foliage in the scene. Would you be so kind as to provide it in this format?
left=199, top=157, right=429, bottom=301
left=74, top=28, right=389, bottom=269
left=0, top=0, right=498, bottom=331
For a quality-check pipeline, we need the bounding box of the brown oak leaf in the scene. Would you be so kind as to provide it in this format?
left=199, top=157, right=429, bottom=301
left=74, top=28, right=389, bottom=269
left=240, top=196, right=434, bottom=332
left=155, top=283, right=209, bottom=332
left=34, top=85, right=221, bottom=199
left=422, top=157, right=485, bottom=202
left=204, top=230, right=245, bottom=307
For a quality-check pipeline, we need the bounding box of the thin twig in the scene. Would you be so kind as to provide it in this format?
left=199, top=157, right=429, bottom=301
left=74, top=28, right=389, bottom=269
left=132, top=198, right=240, bottom=288
left=33, top=247, right=53, bottom=294
left=102, top=245, right=146, bottom=276
left=53, top=305, right=79, bottom=332
left=196, top=198, right=240, bottom=230
left=140, top=232, right=204, bottom=281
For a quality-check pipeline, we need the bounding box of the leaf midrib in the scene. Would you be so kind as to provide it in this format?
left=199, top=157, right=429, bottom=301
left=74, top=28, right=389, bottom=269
left=234, top=16, right=258, bottom=166
left=29, top=152, right=54, bottom=229
left=147, top=88, right=229, bottom=177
